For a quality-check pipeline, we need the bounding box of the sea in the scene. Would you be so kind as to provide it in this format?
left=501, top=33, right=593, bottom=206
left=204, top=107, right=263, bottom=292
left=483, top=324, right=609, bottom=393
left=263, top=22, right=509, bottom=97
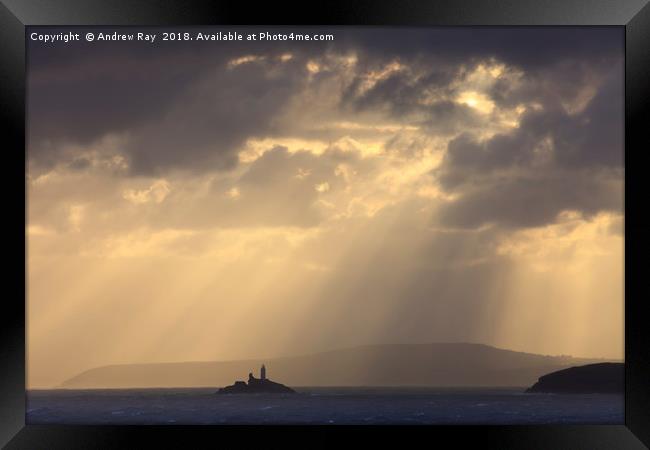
left=26, top=387, right=624, bottom=425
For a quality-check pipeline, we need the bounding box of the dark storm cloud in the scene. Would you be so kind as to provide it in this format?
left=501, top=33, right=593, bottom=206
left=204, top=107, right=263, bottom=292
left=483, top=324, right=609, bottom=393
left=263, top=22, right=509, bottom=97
left=67, top=156, right=92, bottom=171
left=434, top=62, right=623, bottom=229
left=553, top=67, right=624, bottom=169
left=124, top=58, right=309, bottom=175
left=436, top=173, right=622, bottom=229
left=28, top=36, right=320, bottom=175
left=338, top=27, right=621, bottom=136
left=437, top=132, right=530, bottom=190
left=444, top=66, right=622, bottom=177
left=485, top=61, right=624, bottom=168
left=28, top=44, right=207, bottom=165
left=342, top=69, right=483, bottom=135
left=28, top=26, right=622, bottom=176
left=343, top=69, right=456, bottom=115
left=334, top=27, right=622, bottom=71
left=419, top=101, right=484, bottom=134
left=488, top=60, right=594, bottom=110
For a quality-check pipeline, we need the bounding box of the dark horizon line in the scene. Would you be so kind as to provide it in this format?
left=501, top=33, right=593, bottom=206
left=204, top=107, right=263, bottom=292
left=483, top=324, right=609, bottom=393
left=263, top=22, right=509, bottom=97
left=29, top=384, right=539, bottom=392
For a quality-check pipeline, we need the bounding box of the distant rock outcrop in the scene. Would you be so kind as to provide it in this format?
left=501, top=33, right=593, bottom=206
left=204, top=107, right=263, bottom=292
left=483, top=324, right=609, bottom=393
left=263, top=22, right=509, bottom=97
left=526, top=363, right=624, bottom=394
left=218, top=366, right=296, bottom=394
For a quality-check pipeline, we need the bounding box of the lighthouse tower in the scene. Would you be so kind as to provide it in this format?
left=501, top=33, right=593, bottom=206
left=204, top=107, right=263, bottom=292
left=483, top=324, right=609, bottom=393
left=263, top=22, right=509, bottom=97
left=260, top=364, right=266, bottom=380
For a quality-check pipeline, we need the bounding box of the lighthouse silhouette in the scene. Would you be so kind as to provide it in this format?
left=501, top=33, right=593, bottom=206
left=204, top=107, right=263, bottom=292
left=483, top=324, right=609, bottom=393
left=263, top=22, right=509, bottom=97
left=260, top=364, right=266, bottom=380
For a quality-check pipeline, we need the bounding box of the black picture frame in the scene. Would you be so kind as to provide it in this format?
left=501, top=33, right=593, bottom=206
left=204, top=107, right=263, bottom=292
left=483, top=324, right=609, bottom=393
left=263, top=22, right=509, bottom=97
left=1, top=0, right=648, bottom=448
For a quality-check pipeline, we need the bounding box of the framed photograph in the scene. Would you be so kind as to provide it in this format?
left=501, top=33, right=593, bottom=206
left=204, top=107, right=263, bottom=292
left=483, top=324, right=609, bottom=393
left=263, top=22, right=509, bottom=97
left=1, top=0, right=648, bottom=448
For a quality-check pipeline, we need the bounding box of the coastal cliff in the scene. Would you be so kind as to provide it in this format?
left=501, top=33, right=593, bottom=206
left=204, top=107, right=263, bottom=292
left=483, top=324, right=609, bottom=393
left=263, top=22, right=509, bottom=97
left=526, top=363, right=623, bottom=394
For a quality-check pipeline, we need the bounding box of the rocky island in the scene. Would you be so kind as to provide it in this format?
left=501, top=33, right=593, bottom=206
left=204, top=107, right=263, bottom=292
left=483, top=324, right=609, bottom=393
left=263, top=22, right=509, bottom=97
left=217, top=365, right=296, bottom=394
left=526, top=362, right=624, bottom=394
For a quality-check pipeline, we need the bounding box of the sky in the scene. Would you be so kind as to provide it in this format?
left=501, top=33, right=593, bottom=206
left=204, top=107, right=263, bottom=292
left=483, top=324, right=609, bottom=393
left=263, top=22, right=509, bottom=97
left=27, top=27, right=624, bottom=388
